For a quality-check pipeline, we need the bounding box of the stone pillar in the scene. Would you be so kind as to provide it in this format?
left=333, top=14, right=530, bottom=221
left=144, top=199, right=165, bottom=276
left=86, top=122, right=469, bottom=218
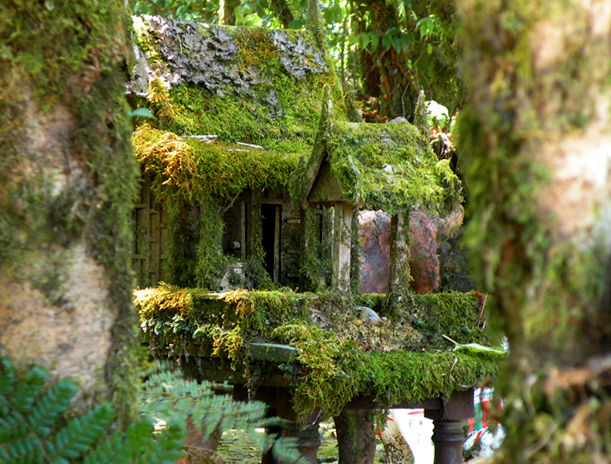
left=332, top=201, right=352, bottom=292
left=334, top=409, right=376, bottom=464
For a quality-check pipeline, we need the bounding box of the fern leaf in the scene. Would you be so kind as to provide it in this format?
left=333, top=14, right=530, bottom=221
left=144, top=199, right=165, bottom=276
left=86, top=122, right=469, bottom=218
left=0, top=414, right=28, bottom=443
left=83, top=431, right=131, bottom=464
left=0, top=358, right=15, bottom=397
left=11, top=365, right=47, bottom=414
left=83, top=419, right=153, bottom=464
left=27, top=379, right=78, bottom=437
left=0, top=436, right=43, bottom=464
left=49, top=403, right=113, bottom=460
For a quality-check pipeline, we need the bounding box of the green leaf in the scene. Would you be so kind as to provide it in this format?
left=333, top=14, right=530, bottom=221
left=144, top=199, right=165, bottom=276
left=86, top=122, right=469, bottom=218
left=0, top=415, right=27, bottom=443
left=427, top=43, right=433, bottom=54
left=382, top=34, right=391, bottom=49
left=51, top=403, right=113, bottom=460
left=359, top=32, right=370, bottom=50
left=0, top=359, right=15, bottom=397
left=385, top=27, right=400, bottom=37
left=347, top=35, right=359, bottom=46
left=369, top=34, right=379, bottom=52
left=129, top=108, right=156, bottom=119
left=442, top=335, right=506, bottom=357
left=27, top=379, right=78, bottom=437
left=392, top=37, right=401, bottom=52
left=11, top=365, right=46, bottom=413
left=287, top=19, right=305, bottom=29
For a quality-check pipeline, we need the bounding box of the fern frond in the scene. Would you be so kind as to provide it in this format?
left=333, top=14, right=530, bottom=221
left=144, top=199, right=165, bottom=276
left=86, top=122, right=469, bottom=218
left=0, top=436, right=43, bottom=464
left=0, top=359, right=15, bottom=398
left=11, top=365, right=46, bottom=414
left=0, top=414, right=28, bottom=443
left=27, top=379, right=78, bottom=438
left=83, top=419, right=154, bottom=464
left=48, top=403, right=113, bottom=460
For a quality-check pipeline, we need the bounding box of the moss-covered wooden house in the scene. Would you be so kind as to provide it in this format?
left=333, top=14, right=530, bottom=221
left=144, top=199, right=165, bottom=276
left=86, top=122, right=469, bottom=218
left=129, top=14, right=500, bottom=464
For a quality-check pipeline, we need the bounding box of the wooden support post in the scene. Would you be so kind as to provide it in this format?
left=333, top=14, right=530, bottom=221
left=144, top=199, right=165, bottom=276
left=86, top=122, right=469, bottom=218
left=240, top=200, right=246, bottom=260
left=332, top=201, right=352, bottom=292
left=334, top=409, right=376, bottom=464
left=273, top=205, right=281, bottom=284
left=387, top=212, right=410, bottom=296
left=425, top=389, right=475, bottom=464
left=250, top=387, right=321, bottom=464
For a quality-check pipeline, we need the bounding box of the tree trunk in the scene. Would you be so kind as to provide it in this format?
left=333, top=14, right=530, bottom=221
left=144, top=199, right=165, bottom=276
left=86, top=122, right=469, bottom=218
left=219, top=0, right=240, bottom=25
left=0, top=0, right=139, bottom=427
left=352, top=0, right=417, bottom=120
left=457, top=0, right=611, bottom=461
left=269, top=0, right=294, bottom=29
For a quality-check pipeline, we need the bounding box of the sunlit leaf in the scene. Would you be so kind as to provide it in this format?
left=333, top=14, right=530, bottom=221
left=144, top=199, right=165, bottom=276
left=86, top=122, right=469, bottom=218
left=359, top=32, right=370, bottom=50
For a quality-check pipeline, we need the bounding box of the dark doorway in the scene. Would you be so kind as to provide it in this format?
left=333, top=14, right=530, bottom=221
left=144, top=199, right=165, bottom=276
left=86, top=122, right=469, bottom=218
left=261, top=204, right=280, bottom=283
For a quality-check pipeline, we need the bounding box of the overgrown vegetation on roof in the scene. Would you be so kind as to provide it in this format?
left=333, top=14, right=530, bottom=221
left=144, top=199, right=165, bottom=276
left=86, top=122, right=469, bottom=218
left=325, top=122, right=461, bottom=215
left=133, top=124, right=299, bottom=202
left=135, top=285, right=499, bottom=417
left=129, top=15, right=344, bottom=162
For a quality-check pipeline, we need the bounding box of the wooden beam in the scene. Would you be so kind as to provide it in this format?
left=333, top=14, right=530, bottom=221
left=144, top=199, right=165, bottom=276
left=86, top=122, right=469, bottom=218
left=332, top=202, right=352, bottom=292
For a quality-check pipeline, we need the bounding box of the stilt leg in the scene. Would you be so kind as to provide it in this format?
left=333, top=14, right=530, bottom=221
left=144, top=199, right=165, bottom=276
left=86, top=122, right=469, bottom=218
left=431, top=419, right=463, bottom=464
left=333, top=409, right=376, bottom=464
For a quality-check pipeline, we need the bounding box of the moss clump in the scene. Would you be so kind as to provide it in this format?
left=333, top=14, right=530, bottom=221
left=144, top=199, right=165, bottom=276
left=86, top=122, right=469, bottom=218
left=130, top=16, right=343, bottom=153
left=135, top=286, right=499, bottom=417
left=133, top=124, right=299, bottom=203
left=325, top=122, right=461, bottom=215
left=299, top=206, right=333, bottom=292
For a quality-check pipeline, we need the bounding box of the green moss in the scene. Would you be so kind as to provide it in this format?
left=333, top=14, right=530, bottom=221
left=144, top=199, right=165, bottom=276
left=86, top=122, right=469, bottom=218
left=131, top=18, right=342, bottom=151
left=299, top=207, right=333, bottom=291
left=457, top=1, right=611, bottom=461
left=135, top=286, right=499, bottom=417
left=196, top=197, right=227, bottom=290
left=245, top=191, right=274, bottom=289
left=0, top=0, right=140, bottom=428
left=325, top=122, right=461, bottom=215
left=133, top=124, right=299, bottom=203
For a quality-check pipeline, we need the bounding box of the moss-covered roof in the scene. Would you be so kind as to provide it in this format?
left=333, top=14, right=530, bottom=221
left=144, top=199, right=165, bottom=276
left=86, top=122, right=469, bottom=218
left=128, top=16, right=346, bottom=202
left=128, top=16, right=460, bottom=213
left=135, top=285, right=500, bottom=417
left=294, top=119, right=462, bottom=214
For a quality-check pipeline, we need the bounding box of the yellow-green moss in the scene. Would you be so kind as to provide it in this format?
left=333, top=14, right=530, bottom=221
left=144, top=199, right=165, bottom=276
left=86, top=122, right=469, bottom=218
left=135, top=286, right=499, bottom=417
left=325, top=122, right=461, bottom=215
left=133, top=124, right=300, bottom=203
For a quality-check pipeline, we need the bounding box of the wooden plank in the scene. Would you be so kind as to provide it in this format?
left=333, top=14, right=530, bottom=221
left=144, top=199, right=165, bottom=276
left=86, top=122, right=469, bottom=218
left=249, top=343, right=297, bottom=363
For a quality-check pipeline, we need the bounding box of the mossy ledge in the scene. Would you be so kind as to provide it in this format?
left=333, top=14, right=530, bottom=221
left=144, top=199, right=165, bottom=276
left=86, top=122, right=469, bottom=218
left=135, top=285, right=500, bottom=417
